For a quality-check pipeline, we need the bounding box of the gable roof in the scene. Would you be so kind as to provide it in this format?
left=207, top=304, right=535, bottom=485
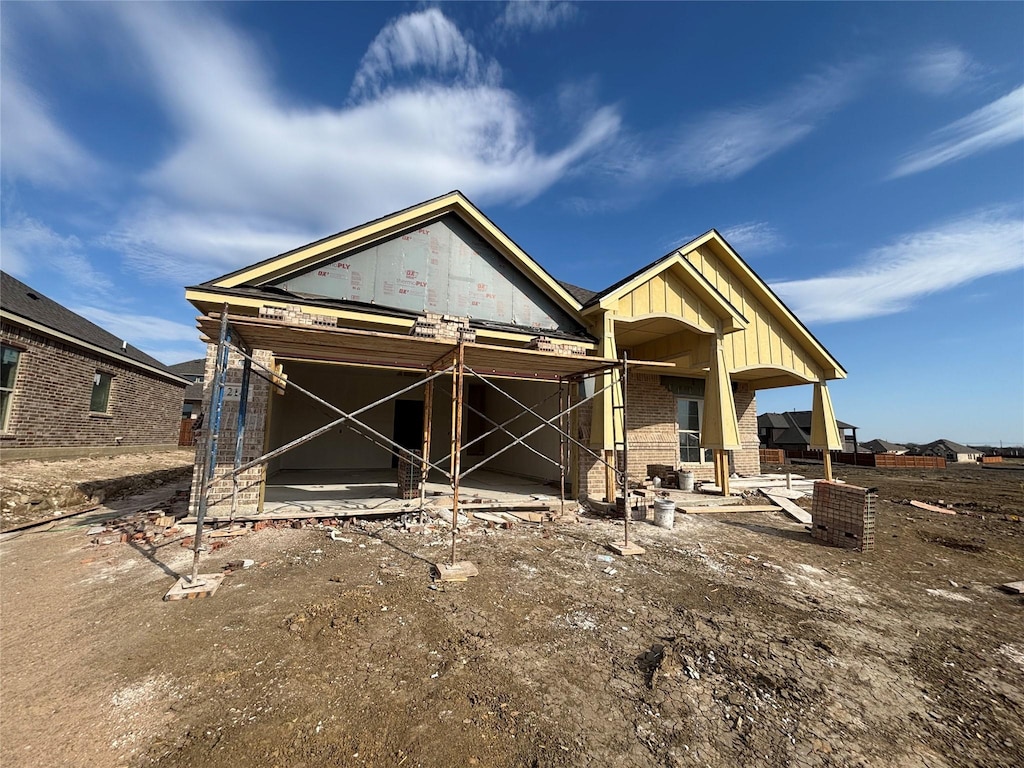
left=863, top=439, right=908, bottom=453
left=922, top=438, right=979, bottom=454
left=168, top=358, right=206, bottom=377
left=762, top=410, right=857, bottom=431
left=587, top=230, right=845, bottom=378
left=557, top=280, right=599, bottom=305
left=1, top=271, right=186, bottom=385
left=195, top=190, right=583, bottom=315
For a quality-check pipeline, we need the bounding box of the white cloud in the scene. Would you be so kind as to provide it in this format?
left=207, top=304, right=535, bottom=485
left=105, top=203, right=319, bottom=282
left=0, top=68, right=100, bottom=187
left=904, top=45, right=982, bottom=95
left=70, top=306, right=205, bottom=365
left=0, top=212, right=112, bottom=294
left=498, top=2, right=578, bottom=34
left=668, top=65, right=865, bottom=183
left=890, top=85, right=1024, bottom=178
left=104, top=4, right=619, bottom=277
left=351, top=9, right=500, bottom=101
left=72, top=306, right=200, bottom=344
left=720, top=221, right=784, bottom=256
left=772, top=208, right=1024, bottom=323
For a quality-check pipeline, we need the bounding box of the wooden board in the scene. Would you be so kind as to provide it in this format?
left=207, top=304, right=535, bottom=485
left=470, top=512, right=511, bottom=526
left=910, top=500, right=956, bottom=515
left=164, top=573, right=225, bottom=601
left=763, top=493, right=812, bottom=525
left=757, top=487, right=804, bottom=500
left=609, top=541, right=645, bottom=556
left=435, top=561, right=479, bottom=581
left=679, top=505, right=781, bottom=514
left=998, top=581, right=1024, bottom=595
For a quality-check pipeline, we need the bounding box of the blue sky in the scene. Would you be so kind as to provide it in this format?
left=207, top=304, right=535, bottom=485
left=2, top=2, right=1022, bottom=445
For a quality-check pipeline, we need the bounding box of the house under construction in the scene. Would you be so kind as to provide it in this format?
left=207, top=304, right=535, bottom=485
left=184, top=191, right=846, bottom=524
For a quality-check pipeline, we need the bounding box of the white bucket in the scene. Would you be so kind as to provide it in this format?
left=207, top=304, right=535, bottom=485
left=679, top=471, right=695, bottom=492
left=653, top=498, right=676, bottom=529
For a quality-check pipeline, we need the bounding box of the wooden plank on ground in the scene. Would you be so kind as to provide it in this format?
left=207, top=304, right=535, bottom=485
left=997, top=581, right=1024, bottom=595
left=757, top=487, right=804, bottom=500
left=910, top=500, right=956, bottom=515
left=471, top=512, right=511, bottom=527
left=679, top=505, right=781, bottom=514
left=763, top=493, right=812, bottom=525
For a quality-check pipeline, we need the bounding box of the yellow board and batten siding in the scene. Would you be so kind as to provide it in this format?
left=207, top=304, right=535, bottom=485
left=684, top=243, right=829, bottom=383
left=615, top=273, right=720, bottom=333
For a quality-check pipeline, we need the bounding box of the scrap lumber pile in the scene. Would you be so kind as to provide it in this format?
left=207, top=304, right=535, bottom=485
left=410, top=312, right=476, bottom=342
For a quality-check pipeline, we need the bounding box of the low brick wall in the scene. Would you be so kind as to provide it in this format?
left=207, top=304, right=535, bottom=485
left=811, top=481, right=876, bottom=552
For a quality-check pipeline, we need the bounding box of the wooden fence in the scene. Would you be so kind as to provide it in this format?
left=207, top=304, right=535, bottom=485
left=759, top=448, right=786, bottom=464
left=178, top=419, right=196, bottom=447
left=780, top=450, right=946, bottom=469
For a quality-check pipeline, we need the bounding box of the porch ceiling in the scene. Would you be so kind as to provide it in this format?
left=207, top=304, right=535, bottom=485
left=197, top=313, right=672, bottom=381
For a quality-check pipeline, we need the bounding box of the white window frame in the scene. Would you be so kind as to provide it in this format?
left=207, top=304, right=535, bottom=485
left=90, top=371, right=113, bottom=414
left=677, top=396, right=711, bottom=465
left=1, top=344, right=21, bottom=431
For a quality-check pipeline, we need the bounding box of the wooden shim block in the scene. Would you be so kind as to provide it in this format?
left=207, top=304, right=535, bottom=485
left=910, top=500, right=956, bottom=515
left=609, top=541, right=645, bottom=556
left=164, top=573, right=225, bottom=601
left=998, top=581, right=1024, bottom=595
left=435, top=561, right=479, bottom=581
left=679, top=505, right=781, bottom=514
left=764, top=494, right=813, bottom=525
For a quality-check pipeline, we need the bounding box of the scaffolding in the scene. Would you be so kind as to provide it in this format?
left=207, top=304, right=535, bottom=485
left=187, top=308, right=657, bottom=584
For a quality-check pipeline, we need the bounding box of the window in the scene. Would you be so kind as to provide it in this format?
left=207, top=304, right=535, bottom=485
left=90, top=371, right=113, bottom=413
left=677, top=397, right=710, bottom=464
left=1, top=345, right=21, bottom=430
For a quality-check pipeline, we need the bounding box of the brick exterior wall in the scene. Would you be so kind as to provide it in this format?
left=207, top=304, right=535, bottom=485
left=189, top=345, right=273, bottom=516
left=733, top=384, right=760, bottom=476
left=574, top=375, right=760, bottom=500
left=0, top=321, right=183, bottom=456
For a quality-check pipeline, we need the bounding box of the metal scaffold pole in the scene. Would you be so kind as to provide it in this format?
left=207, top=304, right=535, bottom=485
left=620, top=353, right=630, bottom=549
left=228, top=352, right=252, bottom=527
left=191, top=305, right=230, bottom=585
left=449, top=342, right=466, bottom=567
left=558, top=380, right=566, bottom=517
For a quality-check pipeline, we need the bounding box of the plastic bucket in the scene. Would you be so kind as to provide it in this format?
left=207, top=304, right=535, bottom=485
left=679, top=471, right=695, bottom=492
left=653, top=498, right=676, bottom=529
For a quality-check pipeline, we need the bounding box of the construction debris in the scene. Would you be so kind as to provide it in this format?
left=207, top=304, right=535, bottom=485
left=910, top=500, right=957, bottom=515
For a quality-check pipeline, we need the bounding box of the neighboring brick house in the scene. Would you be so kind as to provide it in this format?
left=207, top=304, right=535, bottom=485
left=759, top=411, right=861, bottom=454
left=184, top=192, right=846, bottom=513
left=862, top=439, right=908, bottom=454
left=168, top=358, right=205, bottom=418
left=915, top=439, right=983, bottom=463
left=0, top=271, right=188, bottom=460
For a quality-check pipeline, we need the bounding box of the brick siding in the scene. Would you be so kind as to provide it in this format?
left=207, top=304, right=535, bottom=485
left=575, top=375, right=760, bottom=500
left=0, top=321, right=183, bottom=455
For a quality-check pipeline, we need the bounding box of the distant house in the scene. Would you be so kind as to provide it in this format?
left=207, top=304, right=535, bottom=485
left=759, top=411, right=861, bottom=453
left=0, top=271, right=188, bottom=460
left=915, top=439, right=983, bottom=463
left=862, top=439, right=908, bottom=455
left=168, top=359, right=205, bottom=419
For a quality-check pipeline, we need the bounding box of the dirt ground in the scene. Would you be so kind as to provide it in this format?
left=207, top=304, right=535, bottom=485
left=0, top=450, right=194, bottom=530
left=1, top=461, right=1022, bottom=767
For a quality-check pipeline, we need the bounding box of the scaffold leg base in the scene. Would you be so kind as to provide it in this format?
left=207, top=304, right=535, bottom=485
left=435, top=561, right=479, bottom=582
left=608, top=541, right=645, bottom=557
left=164, top=573, right=225, bottom=601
